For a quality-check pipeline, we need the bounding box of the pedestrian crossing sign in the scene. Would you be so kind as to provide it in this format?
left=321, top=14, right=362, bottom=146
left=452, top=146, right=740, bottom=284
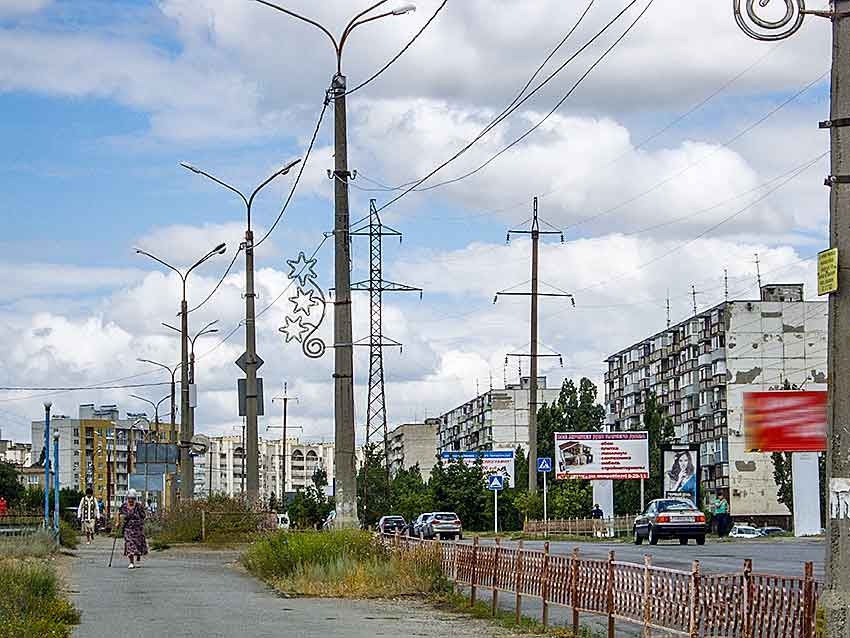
left=537, top=457, right=553, bottom=472
left=487, top=474, right=504, bottom=491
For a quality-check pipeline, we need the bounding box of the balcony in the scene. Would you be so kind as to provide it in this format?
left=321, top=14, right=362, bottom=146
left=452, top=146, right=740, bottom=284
left=681, top=383, right=698, bottom=397
left=711, top=348, right=726, bottom=362
left=698, top=353, right=712, bottom=367
left=698, top=404, right=713, bottom=418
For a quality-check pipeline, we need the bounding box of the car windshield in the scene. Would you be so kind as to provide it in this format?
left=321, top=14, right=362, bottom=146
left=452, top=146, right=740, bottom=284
left=384, top=517, right=405, bottom=523
left=433, top=513, right=458, bottom=521
left=656, top=499, right=695, bottom=512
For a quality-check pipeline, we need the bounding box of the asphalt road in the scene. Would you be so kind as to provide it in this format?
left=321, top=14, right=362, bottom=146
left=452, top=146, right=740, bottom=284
left=68, top=538, right=524, bottom=638
left=464, top=536, right=826, bottom=580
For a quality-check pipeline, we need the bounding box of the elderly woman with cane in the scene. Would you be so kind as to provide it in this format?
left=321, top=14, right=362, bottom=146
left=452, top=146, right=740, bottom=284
left=115, top=489, right=148, bottom=569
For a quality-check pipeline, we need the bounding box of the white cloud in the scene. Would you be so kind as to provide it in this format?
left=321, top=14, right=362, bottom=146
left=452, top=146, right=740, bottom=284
left=0, top=262, right=143, bottom=302
left=0, top=0, right=50, bottom=17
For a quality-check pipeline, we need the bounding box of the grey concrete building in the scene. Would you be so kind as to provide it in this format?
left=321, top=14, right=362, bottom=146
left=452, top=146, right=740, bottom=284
left=604, top=284, right=827, bottom=521
left=436, top=377, right=560, bottom=454
left=387, top=419, right=439, bottom=479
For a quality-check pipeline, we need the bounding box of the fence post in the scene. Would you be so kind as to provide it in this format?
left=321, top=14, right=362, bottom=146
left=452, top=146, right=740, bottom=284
left=514, top=539, right=524, bottom=624
left=607, top=550, right=615, bottom=638
left=643, top=554, right=653, bottom=638
left=201, top=509, right=206, bottom=542
left=542, top=541, right=551, bottom=628
left=492, top=537, right=501, bottom=616
left=742, top=559, right=753, bottom=638
left=471, top=536, right=480, bottom=607
left=571, top=547, right=580, bottom=635
left=452, top=538, right=459, bottom=590
left=803, top=561, right=815, bottom=638
left=688, top=560, right=701, bottom=638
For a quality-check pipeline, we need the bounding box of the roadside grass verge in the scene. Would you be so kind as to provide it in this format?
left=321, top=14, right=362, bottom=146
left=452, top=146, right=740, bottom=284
left=242, top=530, right=448, bottom=598
left=0, top=531, right=57, bottom=559
left=0, top=559, right=80, bottom=638
left=151, top=495, right=266, bottom=544
left=429, top=590, right=603, bottom=638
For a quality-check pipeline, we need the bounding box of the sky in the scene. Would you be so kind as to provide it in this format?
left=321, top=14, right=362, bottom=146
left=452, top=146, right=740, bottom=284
left=0, top=0, right=834, bottom=444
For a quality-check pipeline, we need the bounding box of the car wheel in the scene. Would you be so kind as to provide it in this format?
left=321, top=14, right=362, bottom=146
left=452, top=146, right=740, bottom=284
left=648, top=526, right=659, bottom=545
left=679, top=537, right=688, bottom=545
left=696, top=535, right=706, bottom=546
left=633, top=528, right=643, bottom=545
left=458, top=533, right=463, bottom=541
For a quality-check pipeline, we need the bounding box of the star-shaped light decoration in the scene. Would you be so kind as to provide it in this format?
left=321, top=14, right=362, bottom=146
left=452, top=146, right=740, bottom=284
left=289, top=287, right=320, bottom=317
left=286, top=251, right=318, bottom=288
left=279, top=316, right=311, bottom=343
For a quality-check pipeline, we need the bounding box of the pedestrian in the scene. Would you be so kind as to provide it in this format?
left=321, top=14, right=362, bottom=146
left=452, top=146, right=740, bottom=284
left=0, top=496, right=7, bottom=517
left=591, top=503, right=604, bottom=537
left=712, top=491, right=730, bottom=538
left=115, top=489, right=148, bottom=569
left=77, top=487, right=100, bottom=545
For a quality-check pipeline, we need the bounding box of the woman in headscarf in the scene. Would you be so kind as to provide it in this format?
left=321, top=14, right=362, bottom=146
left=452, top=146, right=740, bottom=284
left=117, top=489, right=148, bottom=569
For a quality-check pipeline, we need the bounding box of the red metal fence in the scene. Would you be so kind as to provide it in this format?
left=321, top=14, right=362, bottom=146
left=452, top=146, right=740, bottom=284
left=383, top=534, right=820, bottom=638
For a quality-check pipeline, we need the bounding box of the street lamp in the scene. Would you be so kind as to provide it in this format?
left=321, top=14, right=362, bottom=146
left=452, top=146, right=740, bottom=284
left=135, top=243, right=227, bottom=501
left=254, top=0, right=416, bottom=529
left=179, top=162, right=299, bottom=502
left=129, top=395, right=169, bottom=438
left=136, top=359, right=180, bottom=440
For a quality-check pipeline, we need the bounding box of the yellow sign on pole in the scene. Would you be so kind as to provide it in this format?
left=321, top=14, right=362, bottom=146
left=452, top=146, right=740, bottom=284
left=818, top=248, right=839, bottom=296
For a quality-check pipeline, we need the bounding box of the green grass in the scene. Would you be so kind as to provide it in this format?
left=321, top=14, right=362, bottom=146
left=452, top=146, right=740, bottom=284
left=57, top=521, right=78, bottom=550
left=242, top=530, right=449, bottom=598
left=0, top=531, right=57, bottom=559
left=429, top=590, right=603, bottom=637
left=152, top=495, right=266, bottom=543
left=0, top=559, right=80, bottom=638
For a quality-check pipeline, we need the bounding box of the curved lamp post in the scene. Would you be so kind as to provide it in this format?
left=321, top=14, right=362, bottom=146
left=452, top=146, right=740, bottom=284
left=136, top=359, right=180, bottom=438
left=253, top=0, right=416, bottom=529
left=135, top=243, right=226, bottom=500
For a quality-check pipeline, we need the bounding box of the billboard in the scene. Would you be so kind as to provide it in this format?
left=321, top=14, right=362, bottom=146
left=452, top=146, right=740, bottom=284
left=661, top=444, right=700, bottom=505
left=440, top=450, right=515, bottom=487
left=743, top=391, right=827, bottom=452
left=555, top=432, right=649, bottom=480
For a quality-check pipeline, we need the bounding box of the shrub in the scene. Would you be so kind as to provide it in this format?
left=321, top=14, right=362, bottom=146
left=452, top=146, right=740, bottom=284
left=58, top=521, right=78, bottom=550
left=153, top=494, right=265, bottom=543
left=0, top=531, right=56, bottom=559
left=0, top=559, right=79, bottom=637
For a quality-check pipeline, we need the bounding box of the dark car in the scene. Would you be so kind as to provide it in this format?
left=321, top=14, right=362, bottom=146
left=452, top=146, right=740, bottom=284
left=424, top=512, right=463, bottom=541
left=410, top=513, right=433, bottom=538
left=758, top=526, right=786, bottom=537
left=377, top=515, right=407, bottom=535
left=633, top=498, right=707, bottom=546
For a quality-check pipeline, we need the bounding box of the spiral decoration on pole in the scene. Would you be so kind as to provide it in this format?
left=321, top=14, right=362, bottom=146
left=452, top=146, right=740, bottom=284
left=733, top=0, right=806, bottom=40
left=279, top=251, right=327, bottom=359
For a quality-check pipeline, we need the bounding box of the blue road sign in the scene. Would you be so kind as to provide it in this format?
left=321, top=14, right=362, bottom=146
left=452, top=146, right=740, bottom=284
left=537, top=457, right=553, bottom=473
left=487, top=474, right=505, bottom=491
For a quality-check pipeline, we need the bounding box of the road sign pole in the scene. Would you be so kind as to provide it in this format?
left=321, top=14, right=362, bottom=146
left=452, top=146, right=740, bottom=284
left=543, top=470, right=548, bottom=538
left=494, top=488, right=498, bottom=535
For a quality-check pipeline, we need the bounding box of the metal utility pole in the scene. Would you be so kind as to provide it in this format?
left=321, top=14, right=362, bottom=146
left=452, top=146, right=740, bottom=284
left=181, top=161, right=299, bottom=502
left=43, top=402, right=51, bottom=529
left=271, top=382, right=299, bottom=499
left=136, top=243, right=227, bottom=501
left=496, top=197, right=572, bottom=493
left=137, top=359, right=179, bottom=440
left=255, top=0, right=416, bottom=528
left=352, top=200, right=422, bottom=474
left=729, top=2, right=848, bottom=633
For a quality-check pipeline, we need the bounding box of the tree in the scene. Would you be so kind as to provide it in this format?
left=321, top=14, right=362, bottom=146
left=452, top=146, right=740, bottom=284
left=429, top=457, right=487, bottom=531
left=389, top=465, right=433, bottom=523
left=356, top=444, right=391, bottom=528
left=614, top=391, right=675, bottom=514
left=537, top=378, right=604, bottom=464
left=0, top=461, right=23, bottom=505
left=288, top=467, right=333, bottom=529
left=267, top=492, right=278, bottom=513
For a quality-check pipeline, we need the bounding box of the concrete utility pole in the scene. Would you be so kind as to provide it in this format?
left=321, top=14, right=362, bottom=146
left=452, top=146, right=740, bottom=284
left=43, top=402, right=51, bottom=529
left=136, top=244, right=227, bottom=500
left=181, top=161, right=299, bottom=502
left=730, top=2, right=849, bottom=634
left=496, top=198, right=571, bottom=493
left=255, top=0, right=416, bottom=527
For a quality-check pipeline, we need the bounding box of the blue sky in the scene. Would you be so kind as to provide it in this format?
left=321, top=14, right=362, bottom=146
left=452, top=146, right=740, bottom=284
left=0, top=0, right=835, bottom=442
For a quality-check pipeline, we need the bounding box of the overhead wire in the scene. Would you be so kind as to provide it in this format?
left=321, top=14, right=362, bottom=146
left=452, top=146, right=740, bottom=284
left=188, top=245, right=243, bottom=314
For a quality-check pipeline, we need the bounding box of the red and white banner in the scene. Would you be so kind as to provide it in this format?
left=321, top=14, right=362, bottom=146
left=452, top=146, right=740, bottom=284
left=555, top=431, right=649, bottom=480
left=743, top=391, right=827, bottom=453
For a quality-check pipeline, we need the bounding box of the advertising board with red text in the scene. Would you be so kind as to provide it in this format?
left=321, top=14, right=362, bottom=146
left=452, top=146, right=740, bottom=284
left=554, top=431, right=649, bottom=480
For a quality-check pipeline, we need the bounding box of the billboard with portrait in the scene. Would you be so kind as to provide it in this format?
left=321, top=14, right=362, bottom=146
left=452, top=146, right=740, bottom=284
left=661, top=444, right=700, bottom=505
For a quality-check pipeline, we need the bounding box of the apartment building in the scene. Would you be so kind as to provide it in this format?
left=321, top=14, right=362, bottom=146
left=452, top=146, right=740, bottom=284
left=31, top=403, right=178, bottom=512
left=0, top=440, right=31, bottom=467
left=437, top=377, right=560, bottom=454
left=387, top=420, right=439, bottom=479
left=604, top=284, right=827, bottom=521
left=197, top=435, right=335, bottom=501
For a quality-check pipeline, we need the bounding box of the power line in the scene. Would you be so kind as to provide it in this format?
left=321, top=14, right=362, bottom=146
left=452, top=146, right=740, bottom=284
left=188, top=245, right=243, bottom=314
left=0, top=382, right=170, bottom=391
left=342, top=0, right=450, bottom=97
left=255, top=95, right=330, bottom=248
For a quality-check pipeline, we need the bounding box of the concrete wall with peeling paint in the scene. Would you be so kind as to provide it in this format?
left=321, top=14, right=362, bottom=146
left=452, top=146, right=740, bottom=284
left=725, top=300, right=827, bottom=517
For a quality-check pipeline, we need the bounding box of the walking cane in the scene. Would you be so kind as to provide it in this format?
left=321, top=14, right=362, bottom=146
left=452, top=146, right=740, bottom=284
left=108, top=516, right=121, bottom=567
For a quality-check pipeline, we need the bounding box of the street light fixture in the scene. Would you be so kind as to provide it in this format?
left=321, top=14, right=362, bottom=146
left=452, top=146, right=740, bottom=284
left=136, top=358, right=180, bottom=439
left=179, top=161, right=299, bottom=502
left=254, top=0, right=415, bottom=529
left=135, top=243, right=227, bottom=501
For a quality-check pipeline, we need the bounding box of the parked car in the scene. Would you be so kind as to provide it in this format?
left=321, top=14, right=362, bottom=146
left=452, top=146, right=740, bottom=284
left=758, top=526, right=785, bottom=537
left=633, top=498, right=707, bottom=546
left=729, top=524, right=761, bottom=539
left=377, top=515, right=407, bottom=535
left=276, top=513, right=290, bottom=530
left=410, top=513, right=433, bottom=538
left=424, top=512, right=463, bottom=540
